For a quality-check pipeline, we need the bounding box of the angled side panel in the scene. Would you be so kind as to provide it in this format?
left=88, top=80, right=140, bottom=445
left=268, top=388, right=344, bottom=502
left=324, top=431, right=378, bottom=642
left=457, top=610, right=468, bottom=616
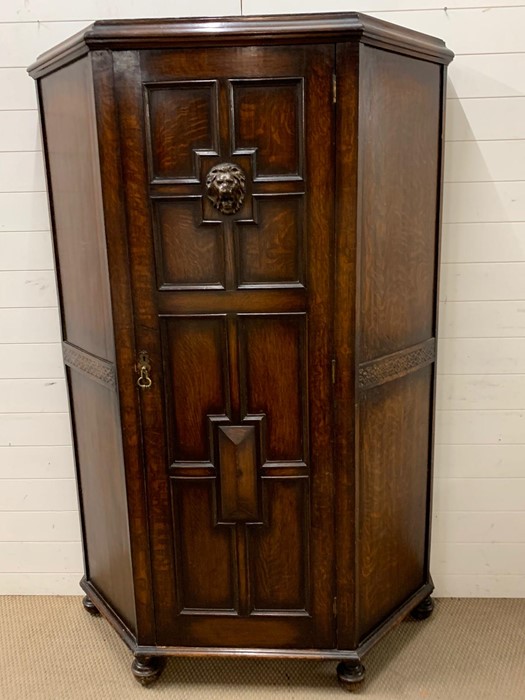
left=38, top=55, right=136, bottom=633
left=356, top=44, right=443, bottom=640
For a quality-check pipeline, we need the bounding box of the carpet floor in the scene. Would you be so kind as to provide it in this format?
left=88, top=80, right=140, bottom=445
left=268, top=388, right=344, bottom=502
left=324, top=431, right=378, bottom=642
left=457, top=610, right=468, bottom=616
left=0, top=597, right=524, bottom=699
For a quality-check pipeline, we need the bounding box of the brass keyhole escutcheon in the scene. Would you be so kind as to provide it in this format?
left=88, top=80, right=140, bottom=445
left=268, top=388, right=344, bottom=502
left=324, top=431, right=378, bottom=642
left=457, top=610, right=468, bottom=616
left=205, top=162, right=246, bottom=215
left=136, top=351, right=152, bottom=390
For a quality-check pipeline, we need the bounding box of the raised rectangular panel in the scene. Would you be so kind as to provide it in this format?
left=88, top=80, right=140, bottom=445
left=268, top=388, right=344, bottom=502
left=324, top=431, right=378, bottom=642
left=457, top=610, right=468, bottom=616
left=69, top=371, right=135, bottom=630
left=164, top=315, right=229, bottom=463
left=231, top=78, right=304, bottom=179
left=236, top=195, right=304, bottom=287
left=358, top=368, right=432, bottom=637
left=249, top=478, right=309, bottom=611
left=239, top=314, right=307, bottom=463
left=218, top=425, right=259, bottom=522
left=446, top=98, right=525, bottom=142
left=0, top=445, right=74, bottom=479
left=360, top=47, right=440, bottom=359
left=145, top=81, right=218, bottom=182
left=40, top=58, right=114, bottom=360
left=153, top=199, right=224, bottom=289
left=171, top=478, right=236, bottom=610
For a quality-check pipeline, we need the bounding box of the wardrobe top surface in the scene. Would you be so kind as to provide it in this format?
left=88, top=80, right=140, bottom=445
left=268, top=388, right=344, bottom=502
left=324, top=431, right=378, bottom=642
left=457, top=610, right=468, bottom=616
left=29, top=12, right=453, bottom=77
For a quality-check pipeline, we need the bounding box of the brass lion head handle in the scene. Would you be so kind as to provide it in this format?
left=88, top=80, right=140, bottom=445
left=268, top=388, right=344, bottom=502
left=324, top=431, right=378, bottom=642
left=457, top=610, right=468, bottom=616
left=205, top=162, right=246, bottom=215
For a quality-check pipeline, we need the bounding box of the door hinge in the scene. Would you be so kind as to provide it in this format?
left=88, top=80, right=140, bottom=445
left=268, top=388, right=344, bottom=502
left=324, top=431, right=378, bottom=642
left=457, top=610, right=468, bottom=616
left=332, top=73, right=337, bottom=104
left=333, top=596, right=337, bottom=617
left=331, top=358, right=336, bottom=384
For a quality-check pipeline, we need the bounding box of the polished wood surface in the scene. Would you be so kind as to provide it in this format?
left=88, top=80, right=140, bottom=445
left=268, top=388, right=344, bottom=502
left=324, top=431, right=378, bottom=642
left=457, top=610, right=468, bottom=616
left=115, top=42, right=335, bottom=650
left=31, top=12, right=452, bottom=686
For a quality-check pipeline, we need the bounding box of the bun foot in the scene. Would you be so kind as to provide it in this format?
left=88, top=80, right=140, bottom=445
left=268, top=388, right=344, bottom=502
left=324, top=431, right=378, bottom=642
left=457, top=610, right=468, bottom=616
left=337, top=659, right=365, bottom=690
left=131, top=655, right=166, bottom=686
left=82, top=595, right=100, bottom=616
left=411, top=595, right=434, bottom=620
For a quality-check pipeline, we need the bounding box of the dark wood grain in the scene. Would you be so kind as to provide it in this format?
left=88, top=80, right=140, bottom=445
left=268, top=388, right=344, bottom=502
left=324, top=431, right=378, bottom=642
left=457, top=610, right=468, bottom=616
left=232, top=78, right=303, bottom=177
left=249, top=478, right=309, bottom=612
left=218, top=425, right=259, bottom=522
left=154, top=199, right=224, bottom=289
left=40, top=58, right=114, bottom=361
left=359, top=47, right=441, bottom=361
left=358, top=367, right=432, bottom=639
left=145, top=81, right=218, bottom=181
left=91, top=49, right=155, bottom=644
left=28, top=14, right=453, bottom=79
left=68, top=370, right=136, bottom=631
left=32, top=12, right=452, bottom=683
left=239, top=314, right=306, bottom=462
left=164, top=315, right=229, bottom=463
left=333, top=41, right=360, bottom=651
left=236, top=196, right=304, bottom=287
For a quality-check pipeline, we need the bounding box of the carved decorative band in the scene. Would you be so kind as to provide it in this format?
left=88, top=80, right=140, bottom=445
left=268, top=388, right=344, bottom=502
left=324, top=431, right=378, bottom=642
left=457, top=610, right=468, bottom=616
left=63, top=342, right=117, bottom=392
left=359, top=338, right=436, bottom=391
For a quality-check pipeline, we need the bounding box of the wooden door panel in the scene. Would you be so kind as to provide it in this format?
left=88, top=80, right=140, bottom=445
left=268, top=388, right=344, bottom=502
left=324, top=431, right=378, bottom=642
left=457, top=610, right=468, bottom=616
left=249, top=478, right=309, bottom=612
left=239, top=314, right=307, bottom=463
left=154, top=199, right=224, bottom=289
left=115, top=44, right=335, bottom=649
left=231, top=78, right=303, bottom=178
left=145, top=80, right=219, bottom=182
left=171, top=478, right=236, bottom=611
left=164, top=315, right=229, bottom=464
left=236, top=195, right=304, bottom=287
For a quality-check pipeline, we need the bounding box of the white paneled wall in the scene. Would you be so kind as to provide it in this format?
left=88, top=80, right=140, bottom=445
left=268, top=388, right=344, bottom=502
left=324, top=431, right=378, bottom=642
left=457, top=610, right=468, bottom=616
left=0, top=0, right=524, bottom=598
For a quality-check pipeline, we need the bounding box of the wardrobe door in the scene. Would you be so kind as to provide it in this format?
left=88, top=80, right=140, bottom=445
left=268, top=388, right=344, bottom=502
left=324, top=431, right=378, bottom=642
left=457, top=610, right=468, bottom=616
left=114, top=44, right=336, bottom=649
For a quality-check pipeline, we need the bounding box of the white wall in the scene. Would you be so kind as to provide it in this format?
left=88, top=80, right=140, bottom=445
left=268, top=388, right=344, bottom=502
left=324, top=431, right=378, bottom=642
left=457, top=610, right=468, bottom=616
left=0, top=0, right=524, bottom=598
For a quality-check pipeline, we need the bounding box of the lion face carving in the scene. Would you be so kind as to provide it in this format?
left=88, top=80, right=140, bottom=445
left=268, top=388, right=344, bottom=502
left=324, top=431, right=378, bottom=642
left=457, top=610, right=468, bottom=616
left=205, top=163, right=246, bottom=215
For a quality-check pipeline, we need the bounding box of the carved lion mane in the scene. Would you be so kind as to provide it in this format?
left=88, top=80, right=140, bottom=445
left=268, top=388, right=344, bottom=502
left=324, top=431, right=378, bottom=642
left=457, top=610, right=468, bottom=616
left=205, top=163, right=246, bottom=215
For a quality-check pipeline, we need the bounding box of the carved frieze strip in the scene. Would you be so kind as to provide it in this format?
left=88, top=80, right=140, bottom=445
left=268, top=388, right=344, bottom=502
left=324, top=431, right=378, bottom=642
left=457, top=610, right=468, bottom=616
left=63, top=342, right=117, bottom=392
left=359, top=338, right=436, bottom=391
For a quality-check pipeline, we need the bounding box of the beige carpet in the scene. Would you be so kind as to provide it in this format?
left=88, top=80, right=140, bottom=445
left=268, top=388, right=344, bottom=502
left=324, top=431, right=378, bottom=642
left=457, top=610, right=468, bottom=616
left=0, top=597, right=524, bottom=699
